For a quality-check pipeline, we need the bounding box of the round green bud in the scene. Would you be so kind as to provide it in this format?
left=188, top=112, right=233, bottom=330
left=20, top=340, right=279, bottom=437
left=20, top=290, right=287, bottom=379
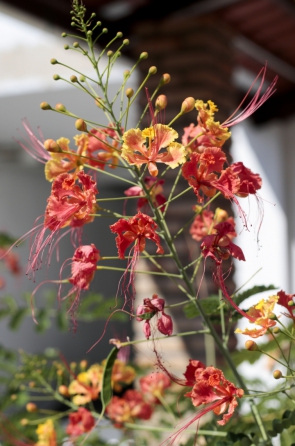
left=149, top=66, right=157, bottom=75
left=96, top=21, right=101, bottom=26
left=40, top=102, right=51, bottom=110
left=269, top=312, right=277, bottom=320
left=87, top=30, right=92, bottom=36
left=71, top=22, right=75, bottom=27
left=64, top=44, right=69, bottom=50
left=91, top=13, right=96, bottom=18
left=273, top=370, right=282, bottom=379
left=140, top=52, right=148, bottom=60
left=117, top=31, right=123, bottom=38
left=53, top=74, right=60, bottom=81
left=123, top=39, right=129, bottom=45
left=95, top=97, right=105, bottom=109
left=288, top=300, right=295, bottom=306
left=61, top=32, right=67, bottom=38
left=107, top=50, right=113, bottom=57
left=75, top=119, right=87, bottom=132
left=79, top=75, right=86, bottom=82
left=123, top=70, right=130, bottom=79
left=102, top=28, right=108, bottom=34
left=50, top=58, right=58, bottom=65
left=181, top=97, right=196, bottom=113
left=73, top=42, right=79, bottom=48
left=126, top=88, right=134, bottom=99
left=273, top=326, right=280, bottom=334
left=55, top=103, right=67, bottom=112
left=245, top=340, right=258, bottom=351
left=70, top=75, right=78, bottom=83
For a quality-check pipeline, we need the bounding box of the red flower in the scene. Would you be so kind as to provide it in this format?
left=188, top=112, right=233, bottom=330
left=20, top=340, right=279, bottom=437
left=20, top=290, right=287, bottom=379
left=66, top=407, right=95, bottom=437
left=277, top=290, right=295, bottom=321
left=184, top=360, right=244, bottom=426
left=69, top=244, right=100, bottom=290
left=136, top=294, right=173, bottom=339
left=190, top=208, right=236, bottom=242
left=86, top=125, right=122, bottom=170
left=106, top=390, right=153, bottom=427
left=139, top=372, right=171, bottom=403
left=218, top=162, right=262, bottom=198
left=110, top=212, right=164, bottom=259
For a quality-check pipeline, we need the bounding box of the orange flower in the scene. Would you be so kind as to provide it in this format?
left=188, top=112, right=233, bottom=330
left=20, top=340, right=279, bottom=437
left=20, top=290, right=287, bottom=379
left=106, top=390, right=152, bottom=427
left=122, top=124, right=186, bottom=176
left=36, top=419, right=57, bottom=446
left=139, top=372, right=171, bottom=403
left=68, top=364, right=103, bottom=405
left=110, top=359, right=136, bottom=392
left=235, top=295, right=278, bottom=338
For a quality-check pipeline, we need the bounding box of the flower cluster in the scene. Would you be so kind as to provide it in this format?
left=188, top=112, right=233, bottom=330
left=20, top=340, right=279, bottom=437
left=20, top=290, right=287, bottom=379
left=136, top=294, right=173, bottom=339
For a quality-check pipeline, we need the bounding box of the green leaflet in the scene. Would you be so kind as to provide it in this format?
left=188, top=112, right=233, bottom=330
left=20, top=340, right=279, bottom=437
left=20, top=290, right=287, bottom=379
left=101, top=347, right=118, bottom=413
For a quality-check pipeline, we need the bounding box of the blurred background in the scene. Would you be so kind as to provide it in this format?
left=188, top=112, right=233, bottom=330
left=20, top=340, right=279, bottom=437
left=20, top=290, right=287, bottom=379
left=0, top=0, right=294, bottom=365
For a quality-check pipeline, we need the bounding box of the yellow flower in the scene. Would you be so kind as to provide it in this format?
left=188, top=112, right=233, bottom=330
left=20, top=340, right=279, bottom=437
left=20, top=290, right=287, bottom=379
left=36, top=419, right=57, bottom=446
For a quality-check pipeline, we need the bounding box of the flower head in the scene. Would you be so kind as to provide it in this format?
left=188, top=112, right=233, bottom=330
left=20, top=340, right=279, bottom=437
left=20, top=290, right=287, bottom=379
left=68, top=363, right=103, bottom=405
left=86, top=125, right=122, bottom=170
left=106, top=389, right=153, bottom=427
left=69, top=244, right=100, bottom=290
left=66, top=407, right=95, bottom=437
left=235, top=295, right=279, bottom=338
left=190, top=208, right=236, bottom=242
left=36, top=419, right=57, bottom=446
left=139, top=372, right=171, bottom=403
left=110, top=212, right=164, bottom=259
left=122, top=124, right=186, bottom=177
left=124, top=176, right=166, bottom=213
left=277, top=290, right=295, bottom=320
left=136, top=294, right=173, bottom=339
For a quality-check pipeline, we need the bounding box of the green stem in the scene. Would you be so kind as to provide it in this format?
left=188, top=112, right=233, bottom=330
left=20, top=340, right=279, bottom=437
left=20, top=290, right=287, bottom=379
left=84, top=163, right=138, bottom=186
left=97, top=265, right=182, bottom=278
left=120, top=329, right=209, bottom=347
left=124, top=423, right=227, bottom=436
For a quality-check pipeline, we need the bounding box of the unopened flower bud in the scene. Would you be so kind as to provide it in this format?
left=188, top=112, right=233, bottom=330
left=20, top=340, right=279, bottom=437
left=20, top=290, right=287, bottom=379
left=181, top=97, right=195, bottom=114
left=73, top=42, right=79, bottom=48
left=10, top=394, right=17, bottom=401
left=70, top=361, right=77, bottom=369
left=107, top=50, right=113, bottom=57
left=273, top=327, right=280, bottom=334
left=96, top=21, right=101, bottom=26
left=126, top=88, right=134, bottom=99
left=95, top=97, right=105, bottom=108
left=215, top=208, right=228, bottom=222
left=123, top=70, right=130, bottom=79
left=75, top=119, right=87, bottom=132
left=64, top=44, right=69, bottom=50
left=58, top=385, right=70, bottom=396
left=40, top=102, right=51, bottom=110
left=50, top=58, right=58, bottom=65
left=117, top=31, right=123, bottom=38
left=160, top=73, right=171, bottom=85
left=288, top=300, right=295, bottom=306
left=155, top=95, right=168, bottom=111
left=20, top=418, right=28, bottom=426
left=273, top=369, right=282, bottom=379
left=53, top=74, right=60, bottom=81
left=245, top=340, right=258, bottom=351
left=26, top=402, right=38, bottom=413
left=269, top=312, right=277, bottom=320
left=140, top=52, right=148, bottom=60
left=29, top=381, right=36, bottom=388
left=102, top=28, right=108, bottom=34
left=87, top=30, right=92, bottom=36
left=61, top=32, right=67, bottom=37
left=44, top=139, right=60, bottom=152
left=70, top=75, right=78, bottom=83
left=79, top=75, right=86, bottom=82
left=80, top=360, right=88, bottom=370
left=123, top=39, right=129, bottom=45
left=149, top=66, right=157, bottom=75
left=55, top=103, right=67, bottom=112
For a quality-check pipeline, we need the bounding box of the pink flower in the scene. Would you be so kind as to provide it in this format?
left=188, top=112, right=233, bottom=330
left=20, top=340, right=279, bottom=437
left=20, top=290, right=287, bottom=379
left=139, top=372, right=171, bottom=403
left=124, top=177, right=166, bottom=213
left=106, top=390, right=153, bottom=427
left=86, top=125, right=122, bottom=170
left=136, top=294, right=173, bottom=339
left=66, top=408, right=95, bottom=437
left=69, top=244, right=100, bottom=290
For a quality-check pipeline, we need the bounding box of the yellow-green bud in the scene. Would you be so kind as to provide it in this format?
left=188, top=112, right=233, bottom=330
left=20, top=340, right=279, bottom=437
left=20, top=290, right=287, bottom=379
left=288, top=300, right=295, bottom=306
left=40, top=102, right=51, bottom=110
left=155, top=94, right=168, bottom=111
left=75, top=119, right=87, bottom=132
left=20, top=418, right=28, bottom=426
left=80, top=359, right=88, bottom=370
left=79, top=75, right=86, bottom=82
left=58, top=385, right=69, bottom=396
left=55, top=103, right=67, bottom=112
left=273, top=327, right=280, bottom=334
left=181, top=97, right=196, bottom=113
left=123, top=70, right=130, bottom=79
left=61, top=32, right=67, bottom=38
left=140, top=52, right=148, bottom=60
left=126, top=88, right=134, bottom=99
left=245, top=340, right=258, bottom=351
left=70, top=361, right=77, bottom=369
left=123, top=39, right=129, bottom=45
left=107, top=50, right=113, bottom=57
left=269, top=312, right=277, bottom=320
left=96, top=21, right=101, bottom=26
left=73, top=42, right=79, bottom=48
left=26, top=402, right=38, bottom=413
left=102, top=28, right=108, bottom=34
left=50, top=58, right=58, bottom=65
left=117, top=31, right=123, bottom=38
left=273, top=369, right=282, bottom=379
left=149, top=66, right=157, bottom=75
left=160, top=73, right=171, bottom=85
left=64, top=44, right=69, bottom=50
left=10, top=394, right=17, bottom=400
left=95, top=97, right=105, bottom=108
left=70, top=75, right=78, bottom=83
left=53, top=74, right=60, bottom=81
left=87, top=30, right=92, bottom=36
